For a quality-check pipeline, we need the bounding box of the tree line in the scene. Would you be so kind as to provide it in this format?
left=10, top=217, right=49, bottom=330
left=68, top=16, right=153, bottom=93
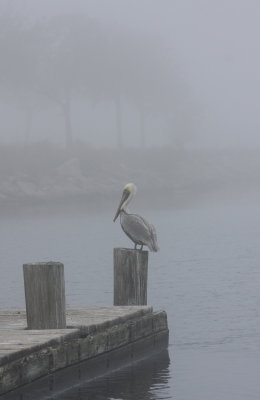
left=0, top=11, right=197, bottom=149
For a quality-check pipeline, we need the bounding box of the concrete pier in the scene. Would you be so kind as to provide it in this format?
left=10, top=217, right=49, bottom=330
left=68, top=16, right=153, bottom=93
left=0, top=306, right=168, bottom=396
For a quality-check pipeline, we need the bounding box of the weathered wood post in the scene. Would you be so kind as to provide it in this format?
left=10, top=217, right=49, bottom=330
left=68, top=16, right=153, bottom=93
left=114, top=248, right=148, bottom=306
left=23, top=262, right=66, bottom=329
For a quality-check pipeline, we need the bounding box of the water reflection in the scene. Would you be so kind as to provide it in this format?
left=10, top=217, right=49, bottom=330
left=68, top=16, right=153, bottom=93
left=58, top=350, right=171, bottom=400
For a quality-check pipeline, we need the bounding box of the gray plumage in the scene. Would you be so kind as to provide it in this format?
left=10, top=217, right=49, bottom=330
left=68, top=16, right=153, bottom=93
left=120, top=210, right=159, bottom=252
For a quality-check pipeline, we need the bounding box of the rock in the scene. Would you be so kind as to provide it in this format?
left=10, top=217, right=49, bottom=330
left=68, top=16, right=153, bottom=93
left=56, top=158, right=83, bottom=178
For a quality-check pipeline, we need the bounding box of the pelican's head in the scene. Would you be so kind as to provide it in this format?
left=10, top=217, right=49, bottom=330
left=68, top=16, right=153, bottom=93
left=113, top=183, right=137, bottom=222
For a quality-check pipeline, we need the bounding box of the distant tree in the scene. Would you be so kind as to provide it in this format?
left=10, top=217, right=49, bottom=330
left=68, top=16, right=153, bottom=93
left=34, top=14, right=107, bottom=149
left=0, top=13, right=49, bottom=144
left=102, top=26, right=188, bottom=149
left=0, top=11, right=197, bottom=150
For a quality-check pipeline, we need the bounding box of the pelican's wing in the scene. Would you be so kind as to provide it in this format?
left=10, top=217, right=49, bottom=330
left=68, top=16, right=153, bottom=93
left=121, top=212, right=159, bottom=252
left=137, top=217, right=159, bottom=252
left=149, top=223, right=159, bottom=252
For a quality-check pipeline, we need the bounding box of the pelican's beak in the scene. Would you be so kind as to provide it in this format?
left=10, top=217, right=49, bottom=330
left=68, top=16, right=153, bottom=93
left=113, top=190, right=129, bottom=222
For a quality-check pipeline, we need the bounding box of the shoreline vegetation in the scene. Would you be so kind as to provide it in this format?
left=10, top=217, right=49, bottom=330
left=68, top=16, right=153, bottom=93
left=0, top=142, right=259, bottom=216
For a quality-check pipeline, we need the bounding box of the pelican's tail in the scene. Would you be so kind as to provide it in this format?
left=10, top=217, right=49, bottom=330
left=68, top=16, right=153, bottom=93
left=148, top=224, right=159, bottom=252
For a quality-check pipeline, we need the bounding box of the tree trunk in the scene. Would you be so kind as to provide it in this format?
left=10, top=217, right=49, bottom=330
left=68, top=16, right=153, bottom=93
left=61, top=98, right=73, bottom=149
left=24, top=107, right=33, bottom=145
left=115, top=96, right=123, bottom=149
left=139, top=103, right=145, bottom=149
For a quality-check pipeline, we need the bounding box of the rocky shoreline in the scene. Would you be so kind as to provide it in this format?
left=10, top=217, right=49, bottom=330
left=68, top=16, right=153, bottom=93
left=0, top=145, right=259, bottom=216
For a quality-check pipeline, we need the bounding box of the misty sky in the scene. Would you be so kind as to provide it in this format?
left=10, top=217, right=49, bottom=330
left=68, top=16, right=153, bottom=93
left=1, top=0, right=260, bottom=148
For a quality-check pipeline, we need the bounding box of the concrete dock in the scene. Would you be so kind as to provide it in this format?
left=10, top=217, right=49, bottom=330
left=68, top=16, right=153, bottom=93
left=0, top=306, right=168, bottom=396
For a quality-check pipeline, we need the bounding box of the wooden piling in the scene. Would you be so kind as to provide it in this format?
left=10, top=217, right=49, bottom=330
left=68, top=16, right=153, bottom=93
left=114, top=248, right=148, bottom=306
left=23, top=262, right=66, bottom=329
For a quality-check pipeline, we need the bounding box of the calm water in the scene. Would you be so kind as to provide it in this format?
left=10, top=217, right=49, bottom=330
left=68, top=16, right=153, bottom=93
left=1, top=203, right=260, bottom=399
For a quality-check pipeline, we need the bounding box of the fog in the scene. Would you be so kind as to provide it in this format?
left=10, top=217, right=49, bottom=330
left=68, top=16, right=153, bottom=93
left=0, top=0, right=260, bottom=212
left=1, top=5, right=260, bottom=399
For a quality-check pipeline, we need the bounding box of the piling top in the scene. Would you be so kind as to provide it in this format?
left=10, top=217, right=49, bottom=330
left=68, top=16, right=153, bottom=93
left=114, top=248, right=148, bottom=253
left=23, top=261, right=63, bottom=267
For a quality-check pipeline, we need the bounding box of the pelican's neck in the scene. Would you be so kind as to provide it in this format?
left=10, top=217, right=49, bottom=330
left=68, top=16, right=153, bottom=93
left=121, top=197, right=131, bottom=213
left=121, top=186, right=136, bottom=213
left=120, top=209, right=128, bottom=222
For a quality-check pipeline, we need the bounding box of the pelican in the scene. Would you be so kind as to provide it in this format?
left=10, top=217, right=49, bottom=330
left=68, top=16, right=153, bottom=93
left=113, top=183, right=159, bottom=252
